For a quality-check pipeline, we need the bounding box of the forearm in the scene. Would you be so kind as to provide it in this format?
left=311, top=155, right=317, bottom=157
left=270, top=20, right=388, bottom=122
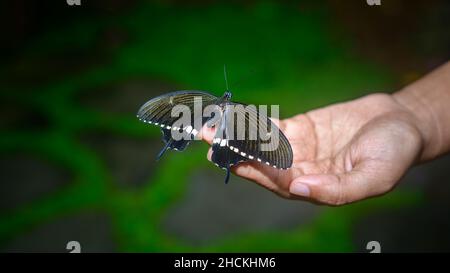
left=393, top=61, right=450, bottom=162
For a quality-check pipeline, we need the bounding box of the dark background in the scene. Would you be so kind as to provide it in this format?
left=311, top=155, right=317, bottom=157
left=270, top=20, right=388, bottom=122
left=0, top=0, right=449, bottom=252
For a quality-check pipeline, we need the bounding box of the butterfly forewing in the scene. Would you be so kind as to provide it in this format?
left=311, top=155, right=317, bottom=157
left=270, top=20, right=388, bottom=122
left=137, top=90, right=218, bottom=132
left=224, top=102, right=293, bottom=169
left=137, top=90, right=218, bottom=158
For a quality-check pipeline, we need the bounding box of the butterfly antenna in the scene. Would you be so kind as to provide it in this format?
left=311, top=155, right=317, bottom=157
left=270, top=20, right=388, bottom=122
left=223, top=64, right=230, bottom=91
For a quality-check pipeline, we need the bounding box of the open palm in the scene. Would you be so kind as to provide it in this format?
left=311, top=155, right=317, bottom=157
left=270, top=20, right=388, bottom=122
left=202, top=93, right=423, bottom=205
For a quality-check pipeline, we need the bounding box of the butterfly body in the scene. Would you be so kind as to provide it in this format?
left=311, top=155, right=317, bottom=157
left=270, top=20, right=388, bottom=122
left=137, top=90, right=293, bottom=183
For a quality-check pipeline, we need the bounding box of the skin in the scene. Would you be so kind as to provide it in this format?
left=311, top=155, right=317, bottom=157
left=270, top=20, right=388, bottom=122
left=201, top=61, right=450, bottom=206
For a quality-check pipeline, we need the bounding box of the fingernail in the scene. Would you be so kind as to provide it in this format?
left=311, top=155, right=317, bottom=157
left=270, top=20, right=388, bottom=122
left=290, top=182, right=310, bottom=197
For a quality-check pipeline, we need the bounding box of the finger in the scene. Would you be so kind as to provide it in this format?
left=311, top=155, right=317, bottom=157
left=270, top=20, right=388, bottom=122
left=203, top=117, right=288, bottom=192
left=201, top=119, right=284, bottom=144
left=206, top=146, right=281, bottom=190
left=206, top=146, right=265, bottom=182
left=269, top=118, right=285, bottom=131
left=234, top=163, right=285, bottom=193
left=199, top=124, right=216, bottom=145
left=289, top=160, right=394, bottom=205
left=207, top=147, right=212, bottom=161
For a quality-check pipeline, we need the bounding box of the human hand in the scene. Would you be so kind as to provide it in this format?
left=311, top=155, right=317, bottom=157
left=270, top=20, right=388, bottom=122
left=201, top=93, right=424, bottom=205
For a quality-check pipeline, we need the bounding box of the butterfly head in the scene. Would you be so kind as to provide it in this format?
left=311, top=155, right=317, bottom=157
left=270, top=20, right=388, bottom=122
left=223, top=91, right=232, bottom=101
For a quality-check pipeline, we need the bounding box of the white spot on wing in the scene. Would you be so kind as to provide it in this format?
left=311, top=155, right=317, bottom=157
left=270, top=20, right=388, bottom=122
left=220, top=139, right=227, bottom=147
left=186, top=126, right=193, bottom=134
left=248, top=155, right=254, bottom=159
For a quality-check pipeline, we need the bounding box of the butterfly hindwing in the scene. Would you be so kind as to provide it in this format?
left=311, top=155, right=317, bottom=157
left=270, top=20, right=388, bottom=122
left=137, top=90, right=218, bottom=159
left=211, top=108, right=248, bottom=183
left=156, top=128, right=191, bottom=160
left=211, top=143, right=248, bottom=184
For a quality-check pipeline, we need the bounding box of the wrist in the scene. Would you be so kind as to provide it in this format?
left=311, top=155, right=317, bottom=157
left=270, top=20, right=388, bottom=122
left=392, top=84, right=443, bottom=162
left=392, top=62, right=450, bottom=162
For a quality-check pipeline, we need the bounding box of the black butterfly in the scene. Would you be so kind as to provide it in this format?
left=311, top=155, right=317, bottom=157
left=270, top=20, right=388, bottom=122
left=136, top=90, right=293, bottom=183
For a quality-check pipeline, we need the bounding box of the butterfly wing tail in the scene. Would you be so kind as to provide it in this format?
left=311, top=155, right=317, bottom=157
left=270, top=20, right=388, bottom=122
left=224, top=167, right=231, bottom=184
left=156, top=139, right=172, bottom=161
left=211, top=140, right=247, bottom=184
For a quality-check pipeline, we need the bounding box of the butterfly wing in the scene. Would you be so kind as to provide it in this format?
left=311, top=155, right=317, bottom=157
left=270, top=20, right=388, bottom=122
left=217, top=102, right=293, bottom=170
left=210, top=105, right=249, bottom=183
left=137, top=90, right=218, bottom=130
left=137, top=90, right=218, bottom=159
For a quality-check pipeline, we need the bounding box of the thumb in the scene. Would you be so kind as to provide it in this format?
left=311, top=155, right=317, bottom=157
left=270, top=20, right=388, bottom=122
left=289, top=161, right=394, bottom=206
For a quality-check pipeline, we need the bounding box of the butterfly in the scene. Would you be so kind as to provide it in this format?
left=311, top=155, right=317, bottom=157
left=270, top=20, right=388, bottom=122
left=136, top=90, right=293, bottom=183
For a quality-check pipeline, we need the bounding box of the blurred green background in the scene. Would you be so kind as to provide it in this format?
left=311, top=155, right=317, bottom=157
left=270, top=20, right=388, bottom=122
left=1, top=0, right=449, bottom=252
